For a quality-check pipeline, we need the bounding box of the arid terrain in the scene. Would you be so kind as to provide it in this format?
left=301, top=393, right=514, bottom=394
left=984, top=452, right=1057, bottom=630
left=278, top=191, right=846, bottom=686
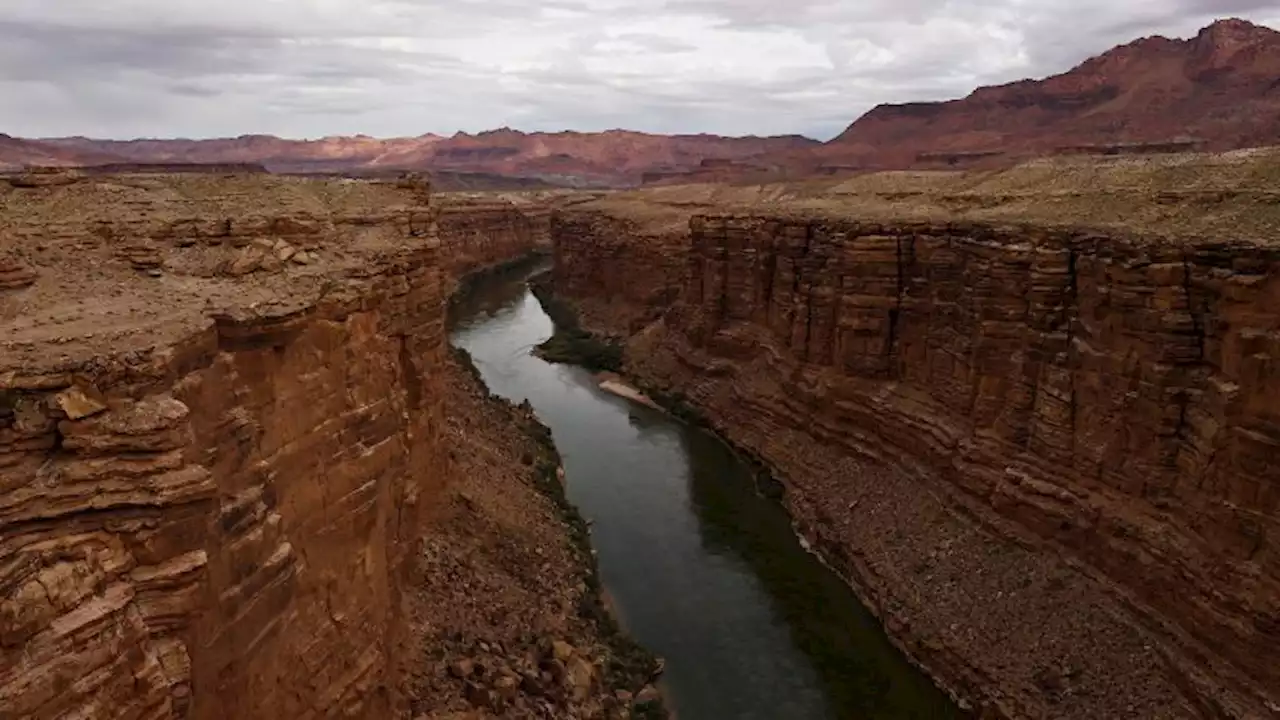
left=540, top=148, right=1280, bottom=719
left=3, top=139, right=1279, bottom=720
left=3, top=12, right=1280, bottom=720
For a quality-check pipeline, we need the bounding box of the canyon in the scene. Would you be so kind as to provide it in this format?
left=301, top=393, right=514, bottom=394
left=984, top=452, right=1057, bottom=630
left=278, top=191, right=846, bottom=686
left=0, top=170, right=656, bottom=718
left=2, top=148, right=1278, bottom=719
left=544, top=150, right=1280, bottom=719
left=2, top=9, right=1277, bottom=720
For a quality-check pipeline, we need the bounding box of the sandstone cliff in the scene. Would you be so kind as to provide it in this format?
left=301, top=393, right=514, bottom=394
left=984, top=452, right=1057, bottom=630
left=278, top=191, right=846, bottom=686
left=0, top=172, right=635, bottom=718
left=548, top=186, right=1280, bottom=717
left=550, top=212, right=687, bottom=335
left=439, top=199, right=548, bottom=291
left=0, top=173, right=447, bottom=718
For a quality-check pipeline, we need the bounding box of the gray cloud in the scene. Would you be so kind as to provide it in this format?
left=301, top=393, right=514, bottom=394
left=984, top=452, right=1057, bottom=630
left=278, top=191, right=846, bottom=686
left=0, top=0, right=1275, bottom=140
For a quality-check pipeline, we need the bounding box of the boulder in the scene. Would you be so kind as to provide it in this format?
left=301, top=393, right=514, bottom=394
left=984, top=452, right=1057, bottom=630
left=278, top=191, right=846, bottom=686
left=0, top=254, right=37, bottom=290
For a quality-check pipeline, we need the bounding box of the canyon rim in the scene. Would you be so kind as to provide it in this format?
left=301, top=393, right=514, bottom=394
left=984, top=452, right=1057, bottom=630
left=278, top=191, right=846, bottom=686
left=2, top=12, right=1280, bottom=720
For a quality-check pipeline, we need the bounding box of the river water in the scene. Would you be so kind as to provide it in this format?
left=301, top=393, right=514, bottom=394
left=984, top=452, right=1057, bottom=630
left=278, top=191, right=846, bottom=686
left=450, top=266, right=961, bottom=720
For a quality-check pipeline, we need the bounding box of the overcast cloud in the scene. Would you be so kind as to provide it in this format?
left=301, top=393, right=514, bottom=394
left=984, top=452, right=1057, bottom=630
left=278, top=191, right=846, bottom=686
left=0, top=0, right=1275, bottom=140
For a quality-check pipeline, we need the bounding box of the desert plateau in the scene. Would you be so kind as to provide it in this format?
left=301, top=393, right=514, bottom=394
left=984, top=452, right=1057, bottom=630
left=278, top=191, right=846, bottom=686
left=2, top=7, right=1280, bottom=720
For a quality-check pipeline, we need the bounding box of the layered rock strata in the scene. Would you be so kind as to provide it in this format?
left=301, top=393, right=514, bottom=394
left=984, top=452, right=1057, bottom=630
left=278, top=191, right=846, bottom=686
left=550, top=211, right=687, bottom=335
left=0, top=255, right=37, bottom=291
left=550, top=211, right=1280, bottom=719
left=0, top=174, right=553, bottom=718
left=437, top=200, right=545, bottom=291
left=523, top=205, right=552, bottom=249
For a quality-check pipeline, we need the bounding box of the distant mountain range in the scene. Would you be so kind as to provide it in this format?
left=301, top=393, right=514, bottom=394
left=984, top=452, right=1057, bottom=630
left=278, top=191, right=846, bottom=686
left=1, top=130, right=817, bottom=187
left=800, top=17, right=1280, bottom=172
left=2, top=18, right=1277, bottom=185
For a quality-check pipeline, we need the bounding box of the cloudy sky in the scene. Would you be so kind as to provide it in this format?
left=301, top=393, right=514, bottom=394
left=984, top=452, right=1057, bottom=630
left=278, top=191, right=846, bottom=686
left=1, top=1, right=1276, bottom=141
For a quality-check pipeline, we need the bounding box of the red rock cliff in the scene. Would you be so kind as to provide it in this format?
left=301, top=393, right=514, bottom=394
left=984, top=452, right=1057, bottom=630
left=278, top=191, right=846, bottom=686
left=438, top=200, right=548, bottom=289
left=550, top=211, right=687, bottom=334
left=550, top=211, right=1280, bottom=719
left=0, top=174, right=540, bottom=718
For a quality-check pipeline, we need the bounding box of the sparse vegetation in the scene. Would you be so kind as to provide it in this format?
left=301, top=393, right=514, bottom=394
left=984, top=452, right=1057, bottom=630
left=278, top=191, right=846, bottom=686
left=528, top=273, right=625, bottom=373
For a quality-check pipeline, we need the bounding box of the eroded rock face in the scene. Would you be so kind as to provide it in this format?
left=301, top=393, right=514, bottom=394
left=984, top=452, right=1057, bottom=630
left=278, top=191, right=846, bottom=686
left=523, top=205, right=552, bottom=250
left=551, top=211, right=687, bottom=334
left=0, top=174, right=547, bottom=719
left=119, top=240, right=164, bottom=271
left=438, top=200, right=543, bottom=291
left=0, top=254, right=37, bottom=290
left=551, top=212, right=1280, bottom=718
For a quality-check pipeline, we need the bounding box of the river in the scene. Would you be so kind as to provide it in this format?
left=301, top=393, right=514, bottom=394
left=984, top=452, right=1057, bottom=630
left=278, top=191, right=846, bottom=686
left=450, top=265, right=962, bottom=720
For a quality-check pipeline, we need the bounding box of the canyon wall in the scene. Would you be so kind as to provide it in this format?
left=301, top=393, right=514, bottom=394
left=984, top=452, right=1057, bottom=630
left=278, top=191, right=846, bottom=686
left=551, top=211, right=687, bottom=334
left=0, top=175, right=541, bottom=718
left=438, top=200, right=546, bottom=290
left=550, top=211, right=1280, bottom=719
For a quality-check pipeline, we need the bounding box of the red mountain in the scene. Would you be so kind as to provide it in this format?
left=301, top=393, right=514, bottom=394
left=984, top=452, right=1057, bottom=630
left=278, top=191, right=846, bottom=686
left=10, top=19, right=1272, bottom=181
left=25, top=129, right=816, bottom=186
left=807, top=18, right=1280, bottom=171
left=39, top=134, right=442, bottom=174
left=0, top=134, right=124, bottom=171
left=395, top=128, right=817, bottom=185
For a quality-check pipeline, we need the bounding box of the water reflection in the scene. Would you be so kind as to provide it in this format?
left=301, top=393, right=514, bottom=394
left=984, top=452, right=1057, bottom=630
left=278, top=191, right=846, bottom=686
left=448, top=259, right=552, bottom=325
left=681, top=428, right=957, bottom=718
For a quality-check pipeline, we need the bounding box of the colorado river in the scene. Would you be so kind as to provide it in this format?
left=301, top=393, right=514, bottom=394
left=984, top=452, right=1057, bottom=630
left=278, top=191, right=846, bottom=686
left=450, top=265, right=962, bottom=720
